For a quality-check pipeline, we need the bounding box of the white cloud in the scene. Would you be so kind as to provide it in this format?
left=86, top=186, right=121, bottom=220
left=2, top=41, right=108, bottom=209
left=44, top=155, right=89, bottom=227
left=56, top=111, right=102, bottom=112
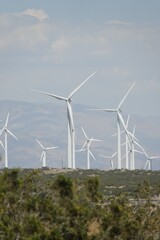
left=105, top=20, right=134, bottom=26
left=21, top=9, right=49, bottom=22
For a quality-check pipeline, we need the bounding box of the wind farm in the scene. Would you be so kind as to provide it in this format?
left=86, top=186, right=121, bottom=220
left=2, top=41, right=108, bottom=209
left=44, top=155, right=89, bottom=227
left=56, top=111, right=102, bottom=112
left=0, top=77, right=159, bottom=171
left=1, top=2, right=160, bottom=239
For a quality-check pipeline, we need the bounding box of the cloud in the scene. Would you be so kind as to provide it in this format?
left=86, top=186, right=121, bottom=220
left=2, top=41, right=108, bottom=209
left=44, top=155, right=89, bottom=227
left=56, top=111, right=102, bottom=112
left=105, top=20, right=134, bottom=26
left=0, top=10, right=50, bottom=52
left=20, top=9, right=49, bottom=22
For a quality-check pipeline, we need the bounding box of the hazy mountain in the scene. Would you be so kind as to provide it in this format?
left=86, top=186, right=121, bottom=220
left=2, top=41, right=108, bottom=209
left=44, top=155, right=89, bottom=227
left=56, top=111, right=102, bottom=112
left=0, top=100, right=160, bottom=170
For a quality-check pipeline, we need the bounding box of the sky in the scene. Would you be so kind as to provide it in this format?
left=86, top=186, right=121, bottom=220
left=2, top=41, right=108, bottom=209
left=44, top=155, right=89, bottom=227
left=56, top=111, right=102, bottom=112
left=0, top=0, right=160, bottom=117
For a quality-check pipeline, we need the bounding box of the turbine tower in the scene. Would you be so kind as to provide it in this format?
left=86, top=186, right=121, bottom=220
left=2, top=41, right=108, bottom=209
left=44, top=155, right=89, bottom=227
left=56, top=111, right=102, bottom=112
left=33, top=71, right=97, bottom=169
left=125, top=115, right=130, bottom=169
left=80, top=127, right=101, bottom=169
left=36, top=139, right=58, bottom=168
left=90, top=82, right=135, bottom=169
left=0, top=113, right=18, bottom=168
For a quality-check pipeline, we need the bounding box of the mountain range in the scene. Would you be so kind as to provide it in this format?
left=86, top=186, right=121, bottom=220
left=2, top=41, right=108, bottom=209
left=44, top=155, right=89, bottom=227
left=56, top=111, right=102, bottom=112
left=0, top=100, right=159, bottom=170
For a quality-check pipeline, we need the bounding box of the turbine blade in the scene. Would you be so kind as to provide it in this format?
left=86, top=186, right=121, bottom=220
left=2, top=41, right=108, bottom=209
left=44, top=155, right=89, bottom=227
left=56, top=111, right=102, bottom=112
left=89, top=150, right=96, bottom=160
left=118, top=82, right=136, bottom=109
left=5, top=113, right=10, bottom=128
left=126, top=114, right=130, bottom=128
left=126, top=129, right=139, bottom=142
left=76, top=148, right=86, bottom=152
left=0, top=140, right=4, bottom=149
left=87, top=108, right=116, bottom=112
left=81, top=141, right=87, bottom=150
left=134, top=141, right=147, bottom=156
left=67, top=101, right=75, bottom=133
left=68, top=71, right=97, bottom=99
left=143, top=160, right=148, bottom=170
left=112, top=152, right=117, bottom=158
left=81, top=126, right=88, bottom=140
left=0, top=129, right=4, bottom=136
left=36, top=139, right=44, bottom=149
left=134, top=149, right=144, bottom=155
left=91, top=138, right=102, bottom=142
left=40, top=152, right=44, bottom=162
left=99, top=154, right=109, bottom=158
left=134, top=141, right=144, bottom=150
left=32, top=89, right=67, bottom=101
left=46, top=146, right=58, bottom=150
left=132, top=125, right=136, bottom=136
left=151, top=156, right=160, bottom=159
left=7, top=129, right=18, bottom=140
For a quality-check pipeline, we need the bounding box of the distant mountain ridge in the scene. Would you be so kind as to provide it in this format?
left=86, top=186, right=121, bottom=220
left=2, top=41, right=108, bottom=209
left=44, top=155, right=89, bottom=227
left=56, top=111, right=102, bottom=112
left=0, top=100, right=159, bottom=170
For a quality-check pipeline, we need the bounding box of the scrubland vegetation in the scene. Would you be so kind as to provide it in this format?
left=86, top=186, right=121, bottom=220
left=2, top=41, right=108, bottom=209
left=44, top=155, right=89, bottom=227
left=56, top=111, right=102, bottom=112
left=0, top=168, right=160, bottom=239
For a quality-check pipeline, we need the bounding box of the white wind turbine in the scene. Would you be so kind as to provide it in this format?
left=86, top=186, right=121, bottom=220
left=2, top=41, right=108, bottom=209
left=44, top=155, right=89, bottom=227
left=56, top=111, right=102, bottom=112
left=100, top=152, right=117, bottom=170
left=36, top=139, right=58, bottom=168
left=144, top=154, right=160, bottom=170
left=128, top=125, right=137, bottom=170
left=79, top=127, right=101, bottom=169
left=135, top=147, right=160, bottom=170
left=33, top=71, right=97, bottom=169
left=0, top=113, right=18, bottom=168
left=124, top=115, right=130, bottom=169
left=112, top=114, right=131, bottom=169
left=143, top=151, right=160, bottom=170
left=90, top=82, right=135, bottom=169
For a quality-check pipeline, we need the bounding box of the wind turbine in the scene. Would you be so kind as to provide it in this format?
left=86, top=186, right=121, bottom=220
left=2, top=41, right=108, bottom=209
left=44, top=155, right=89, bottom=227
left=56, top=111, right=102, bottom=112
left=100, top=152, right=117, bottom=170
left=134, top=142, right=160, bottom=170
left=89, top=82, right=135, bottom=169
left=138, top=150, right=160, bottom=171
left=32, top=71, right=97, bottom=169
left=112, top=114, right=131, bottom=169
left=144, top=154, right=160, bottom=171
left=79, top=127, right=101, bottom=169
left=127, top=125, right=137, bottom=170
left=124, top=115, right=130, bottom=169
left=36, top=139, right=58, bottom=168
left=0, top=113, right=18, bottom=168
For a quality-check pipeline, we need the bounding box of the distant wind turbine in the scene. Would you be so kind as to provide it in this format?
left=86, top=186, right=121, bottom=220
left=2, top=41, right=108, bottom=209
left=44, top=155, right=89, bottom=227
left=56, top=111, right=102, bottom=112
left=36, top=139, right=58, bottom=168
left=100, top=152, right=117, bottom=170
left=89, top=82, right=135, bottom=169
left=32, top=71, right=97, bottom=169
left=135, top=147, right=160, bottom=171
left=125, top=115, right=130, bottom=169
left=78, top=127, right=101, bottom=169
left=128, top=125, right=139, bottom=170
left=143, top=153, right=160, bottom=171
left=0, top=113, right=18, bottom=168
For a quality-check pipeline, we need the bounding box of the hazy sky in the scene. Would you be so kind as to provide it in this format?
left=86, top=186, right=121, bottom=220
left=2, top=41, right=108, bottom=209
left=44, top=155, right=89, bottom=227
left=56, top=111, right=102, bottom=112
left=0, top=0, right=160, bottom=116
